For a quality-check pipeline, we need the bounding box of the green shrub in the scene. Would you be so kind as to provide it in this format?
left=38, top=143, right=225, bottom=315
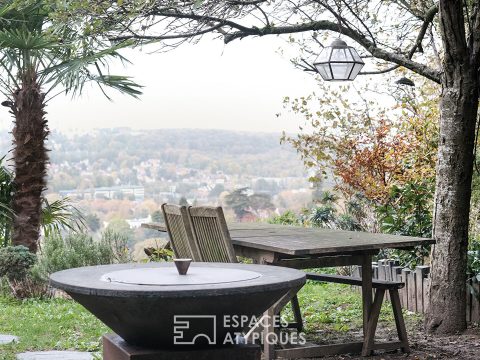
left=0, top=245, right=36, bottom=280
left=376, top=181, right=433, bottom=267
left=268, top=210, right=302, bottom=226
left=310, top=205, right=337, bottom=228
left=33, top=233, right=117, bottom=281
left=376, top=181, right=433, bottom=238
left=144, top=247, right=174, bottom=262
left=101, top=228, right=132, bottom=263
left=336, top=214, right=362, bottom=231
left=0, top=246, right=49, bottom=299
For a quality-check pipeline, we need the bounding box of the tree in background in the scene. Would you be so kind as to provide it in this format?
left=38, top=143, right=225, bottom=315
left=283, top=78, right=439, bottom=236
left=268, top=210, right=301, bottom=226
left=85, top=213, right=101, bottom=233
left=209, top=183, right=225, bottom=198
left=282, top=79, right=438, bottom=203
left=248, top=193, right=274, bottom=213
left=151, top=210, right=164, bottom=223
left=106, top=218, right=134, bottom=247
left=0, top=1, right=141, bottom=253
left=178, top=196, right=189, bottom=206
left=224, top=188, right=250, bottom=220
left=225, top=188, right=274, bottom=221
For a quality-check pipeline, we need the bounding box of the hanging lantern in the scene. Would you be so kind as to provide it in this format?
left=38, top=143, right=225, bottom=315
left=313, top=39, right=365, bottom=81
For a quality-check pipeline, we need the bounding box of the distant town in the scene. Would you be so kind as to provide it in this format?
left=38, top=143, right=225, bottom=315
left=0, top=128, right=316, bottom=242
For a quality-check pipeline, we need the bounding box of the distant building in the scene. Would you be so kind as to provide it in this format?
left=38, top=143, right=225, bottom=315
left=59, top=185, right=145, bottom=201
left=127, top=216, right=151, bottom=229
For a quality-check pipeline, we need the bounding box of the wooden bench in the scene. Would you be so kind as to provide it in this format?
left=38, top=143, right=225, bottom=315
left=306, top=273, right=410, bottom=356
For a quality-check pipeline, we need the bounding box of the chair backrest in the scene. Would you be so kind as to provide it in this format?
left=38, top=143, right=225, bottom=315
left=161, top=203, right=201, bottom=261
left=187, top=206, right=237, bottom=263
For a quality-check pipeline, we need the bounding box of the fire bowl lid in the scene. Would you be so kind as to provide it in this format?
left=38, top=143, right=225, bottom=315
left=49, top=262, right=306, bottom=298
left=101, top=267, right=262, bottom=286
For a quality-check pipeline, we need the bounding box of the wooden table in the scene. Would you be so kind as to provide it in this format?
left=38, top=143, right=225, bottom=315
left=142, top=222, right=434, bottom=358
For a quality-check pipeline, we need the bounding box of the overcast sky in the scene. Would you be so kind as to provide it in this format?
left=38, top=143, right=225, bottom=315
left=0, top=36, right=330, bottom=135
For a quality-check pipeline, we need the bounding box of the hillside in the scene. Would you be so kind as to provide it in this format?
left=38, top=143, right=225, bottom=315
left=0, top=128, right=308, bottom=192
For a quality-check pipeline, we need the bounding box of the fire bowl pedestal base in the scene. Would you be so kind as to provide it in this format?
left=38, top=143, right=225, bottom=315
left=103, top=334, right=261, bottom=360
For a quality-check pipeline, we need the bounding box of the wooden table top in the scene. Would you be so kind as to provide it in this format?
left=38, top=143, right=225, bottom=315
left=142, top=222, right=434, bottom=256
left=229, top=223, right=434, bottom=256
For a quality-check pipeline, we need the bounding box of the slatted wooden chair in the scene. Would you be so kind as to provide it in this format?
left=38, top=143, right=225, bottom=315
left=186, top=206, right=237, bottom=263
left=187, top=205, right=304, bottom=331
left=161, top=203, right=201, bottom=261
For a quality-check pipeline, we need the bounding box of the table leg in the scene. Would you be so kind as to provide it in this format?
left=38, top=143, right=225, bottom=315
left=245, top=286, right=302, bottom=360
left=361, top=254, right=374, bottom=356
left=263, top=306, right=276, bottom=360
left=361, top=254, right=373, bottom=338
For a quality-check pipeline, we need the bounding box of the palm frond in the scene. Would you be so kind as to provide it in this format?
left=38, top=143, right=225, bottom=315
left=0, top=1, right=47, bottom=32
left=0, top=1, right=140, bottom=99
left=42, top=39, right=142, bottom=98
left=41, top=197, right=87, bottom=238
left=0, top=28, right=56, bottom=50
left=94, top=75, right=143, bottom=99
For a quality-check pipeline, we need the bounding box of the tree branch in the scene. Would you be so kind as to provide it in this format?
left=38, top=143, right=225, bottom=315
left=225, top=19, right=441, bottom=83
left=408, top=4, right=439, bottom=59
left=147, top=10, right=254, bottom=34
left=106, top=2, right=441, bottom=83
left=226, top=0, right=267, bottom=5
left=339, top=0, right=377, bottom=46
left=360, top=65, right=401, bottom=76
left=111, top=23, right=225, bottom=42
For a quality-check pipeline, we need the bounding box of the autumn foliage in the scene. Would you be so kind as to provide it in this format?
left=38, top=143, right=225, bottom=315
left=282, top=77, right=439, bottom=205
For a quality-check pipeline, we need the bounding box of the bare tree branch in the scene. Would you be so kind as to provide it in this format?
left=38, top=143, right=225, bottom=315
left=98, top=0, right=442, bottom=83
left=111, top=23, right=225, bottom=42
left=360, top=65, right=401, bottom=76
left=225, top=19, right=441, bottom=83
left=408, top=4, right=439, bottom=58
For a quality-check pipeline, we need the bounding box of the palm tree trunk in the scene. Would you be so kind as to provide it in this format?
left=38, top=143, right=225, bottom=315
left=11, top=70, right=48, bottom=253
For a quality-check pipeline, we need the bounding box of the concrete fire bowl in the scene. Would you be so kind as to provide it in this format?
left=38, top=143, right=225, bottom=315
left=50, top=262, right=306, bottom=348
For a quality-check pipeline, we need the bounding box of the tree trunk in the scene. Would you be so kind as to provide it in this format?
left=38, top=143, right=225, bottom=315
left=426, top=0, right=480, bottom=335
left=427, top=77, right=479, bottom=333
left=11, top=70, right=48, bottom=253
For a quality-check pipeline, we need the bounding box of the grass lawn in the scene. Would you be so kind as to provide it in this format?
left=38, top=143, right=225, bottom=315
left=0, top=282, right=420, bottom=359
left=0, top=296, right=108, bottom=360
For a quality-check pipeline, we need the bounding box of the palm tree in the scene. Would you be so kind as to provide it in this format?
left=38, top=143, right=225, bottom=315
left=0, top=2, right=141, bottom=252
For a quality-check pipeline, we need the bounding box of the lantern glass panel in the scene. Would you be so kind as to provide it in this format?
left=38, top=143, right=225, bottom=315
left=349, top=48, right=363, bottom=62
left=349, top=63, right=364, bottom=80
left=330, top=48, right=353, bottom=62
left=316, top=48, right=330, bottom=62
left=331, top=63, right=354, bottom=80
left=316, top=63, right=332, bottom=80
